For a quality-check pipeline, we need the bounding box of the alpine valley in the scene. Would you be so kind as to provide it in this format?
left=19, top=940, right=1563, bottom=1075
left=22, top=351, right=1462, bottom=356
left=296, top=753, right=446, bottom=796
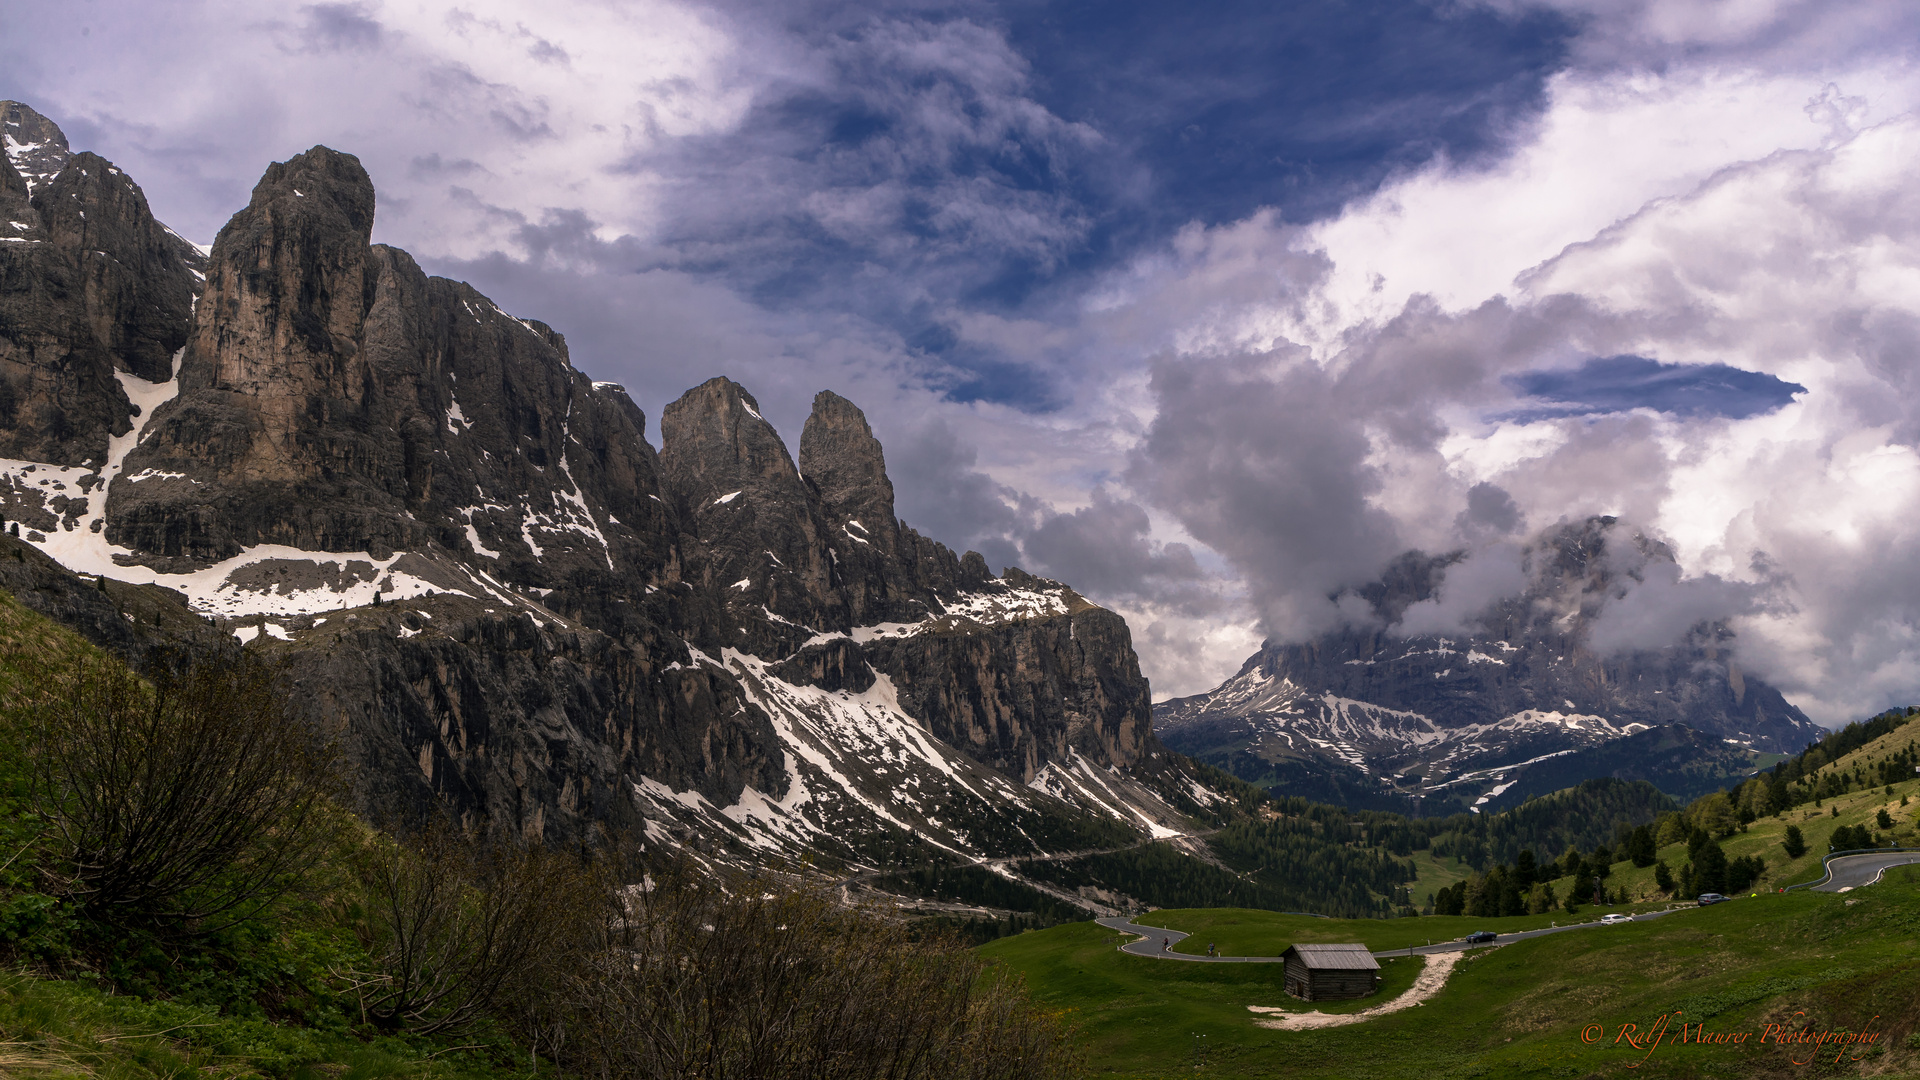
left=0, top=101, right=1824, bottom=920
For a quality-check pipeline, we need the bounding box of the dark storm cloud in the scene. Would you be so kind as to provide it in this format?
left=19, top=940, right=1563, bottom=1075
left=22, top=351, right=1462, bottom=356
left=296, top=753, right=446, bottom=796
left=1020, top=488, right=1218, bottom=613
left=1584, top=553, right=1775, bottom=657
left=616, top=12, right=1109, bottom=410
left=1125, top=352, right=1402, bottom=638
left=1502, top=354, right=1807, bottom=421
left=884, top=418, right=1038, bottom=571
left=1456, top=481, right=1523, bottom=538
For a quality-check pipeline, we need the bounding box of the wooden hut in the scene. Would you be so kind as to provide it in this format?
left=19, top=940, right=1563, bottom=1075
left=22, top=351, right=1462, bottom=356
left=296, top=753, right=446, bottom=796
left=1280, top=943, right=1380, bottom=1001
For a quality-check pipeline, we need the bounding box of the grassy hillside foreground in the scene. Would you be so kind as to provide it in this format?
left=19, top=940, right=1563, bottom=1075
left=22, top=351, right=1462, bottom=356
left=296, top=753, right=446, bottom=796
left=982, top=878, right=1920, bottom=1079
left=0, top=581, right=1077, bottom=1080
left=0, top=585, right=563, bottom=1080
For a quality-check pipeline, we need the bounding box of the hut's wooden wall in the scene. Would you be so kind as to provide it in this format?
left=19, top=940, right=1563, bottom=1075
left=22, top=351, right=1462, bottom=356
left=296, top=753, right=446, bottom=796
left=1282, top=958, right=1377, bottom=1001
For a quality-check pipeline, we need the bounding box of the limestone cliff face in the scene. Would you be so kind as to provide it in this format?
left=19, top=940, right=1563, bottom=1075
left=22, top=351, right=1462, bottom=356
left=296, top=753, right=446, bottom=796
left=797, top=389, right=988, bottom=627
left=860, top=587, right=1152, bottom=779
left=276, top=597, right=786, bottom=840
left=652, top=377, right=1151, bottom=782
left=111, top=147, right=672, bottom=585
left=0, top=122, right=1167, bottom=852
left=0, top=101, right=204, bottom=467
left=659, top=378, right=843, bottom=639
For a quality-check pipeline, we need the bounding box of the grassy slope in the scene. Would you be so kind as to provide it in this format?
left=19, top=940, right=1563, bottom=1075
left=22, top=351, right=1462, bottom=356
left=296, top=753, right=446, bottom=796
left=983, top=724, right=1920, bottom=1078
left=1407, top=850, right=1474, bottom=905
left=1601, top=736, right=1920, bottom=903
left=1402, top=726, right=1920, bottom=909
left=0, top=588, right=535, bottom=1080
left=983, top=875, right=1920, bottom=1079
left=0, top=586, right=105, bottom=710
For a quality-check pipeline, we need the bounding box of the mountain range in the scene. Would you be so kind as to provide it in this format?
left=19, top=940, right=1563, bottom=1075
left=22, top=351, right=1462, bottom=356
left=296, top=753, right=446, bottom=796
left=0, top=100, right=1828, bottom=915
left=1156, top=519, right=1822, bottom=814
left=0, top=101, right=1225, bottom=889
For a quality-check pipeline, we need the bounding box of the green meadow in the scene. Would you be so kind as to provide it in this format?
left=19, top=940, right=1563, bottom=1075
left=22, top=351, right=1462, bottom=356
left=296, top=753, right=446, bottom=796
left=982, top=875, right=1920, bottom=1079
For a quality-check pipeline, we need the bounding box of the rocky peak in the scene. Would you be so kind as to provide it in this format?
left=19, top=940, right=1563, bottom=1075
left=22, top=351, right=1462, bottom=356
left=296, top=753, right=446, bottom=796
left=0, top=104, right=202, bottom=467
left=799, top=390, right=896, bottom=536
left=660, top=378, right=807, bottom=511
left=110, top=144, right=671, bottom=577
left=34, top=151, right=202, bottom=383
left=247, top=145, right=378, bottom=240
left=1355, top=549, right=1464, bottom=624
left=1527, top=515, right=1675, bottom=599
left=659, top=377, right=841, bottom=633
left=2, top=101, right=71, bottom=195
left=185, top=146, right=376, bottom=400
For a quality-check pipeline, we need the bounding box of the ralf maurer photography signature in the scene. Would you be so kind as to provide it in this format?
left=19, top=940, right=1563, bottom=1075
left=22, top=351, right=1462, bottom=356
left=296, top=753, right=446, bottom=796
left=1580, top=1011, right=1885, bottom=1067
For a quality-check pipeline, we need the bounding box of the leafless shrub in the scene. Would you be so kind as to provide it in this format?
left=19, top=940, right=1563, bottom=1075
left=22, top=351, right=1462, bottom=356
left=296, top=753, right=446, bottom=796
left=31, top=653, right=335, bottom=932
left=344, top=823, right=600, bottom=1036
left=552, top=858, right=1082, bottom=1080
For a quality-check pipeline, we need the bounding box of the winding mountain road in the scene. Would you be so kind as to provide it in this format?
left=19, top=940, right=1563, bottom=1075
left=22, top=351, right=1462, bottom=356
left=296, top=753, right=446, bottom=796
left=1810, top=851, right=1920, bottom=892
left=1097, top=902, right=1705, bottom=963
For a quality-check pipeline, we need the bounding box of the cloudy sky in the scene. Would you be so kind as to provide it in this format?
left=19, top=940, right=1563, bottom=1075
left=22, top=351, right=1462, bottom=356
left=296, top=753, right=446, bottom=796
left=10, top=0, right=1920, bottom=723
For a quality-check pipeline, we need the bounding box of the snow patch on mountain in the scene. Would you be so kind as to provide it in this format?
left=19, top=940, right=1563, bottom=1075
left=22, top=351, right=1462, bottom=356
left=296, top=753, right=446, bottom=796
left=1028, top=752, right=1182, bottom=839
left=0, top=351, right=552, bottom=623
left=623, top=646, right=1206, bottom=863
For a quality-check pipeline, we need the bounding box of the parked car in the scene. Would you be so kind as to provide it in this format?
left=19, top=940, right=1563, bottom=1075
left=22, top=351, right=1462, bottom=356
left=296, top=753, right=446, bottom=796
left=1696, top=893, right=1729, bottom=906
left=1464, top=930, right=1498, bottom=943
left=1600, top=913, right=1633, bottom=925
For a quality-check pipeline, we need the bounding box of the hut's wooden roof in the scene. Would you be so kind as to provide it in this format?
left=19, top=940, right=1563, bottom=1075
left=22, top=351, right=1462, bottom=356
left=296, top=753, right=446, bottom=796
left=1281, top=943, right=1380, bottom=971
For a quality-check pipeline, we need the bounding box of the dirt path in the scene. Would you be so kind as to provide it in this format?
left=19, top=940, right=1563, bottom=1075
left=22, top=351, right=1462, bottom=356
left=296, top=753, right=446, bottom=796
left=1247, top=949, right=1466, bottom=1029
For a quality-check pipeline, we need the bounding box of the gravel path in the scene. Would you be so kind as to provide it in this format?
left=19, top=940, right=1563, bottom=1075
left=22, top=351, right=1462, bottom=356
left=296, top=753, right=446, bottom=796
left=1248, top=951, right=1464, bottom=1029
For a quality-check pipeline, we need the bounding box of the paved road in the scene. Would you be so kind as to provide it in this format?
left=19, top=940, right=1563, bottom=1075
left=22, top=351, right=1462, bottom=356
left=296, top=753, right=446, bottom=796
left=1097, top=905, right=1700, bottom=962
left=1096, top=857, right=1920, bottom=964
left=1811, top=852, right=1920, bottom=892
left=1096, top=916, right=1285, bottom=962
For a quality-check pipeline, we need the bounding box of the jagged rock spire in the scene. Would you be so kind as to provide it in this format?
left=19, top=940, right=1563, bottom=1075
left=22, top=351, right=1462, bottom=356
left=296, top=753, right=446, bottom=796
left=800, top=389, right=896, bottom=535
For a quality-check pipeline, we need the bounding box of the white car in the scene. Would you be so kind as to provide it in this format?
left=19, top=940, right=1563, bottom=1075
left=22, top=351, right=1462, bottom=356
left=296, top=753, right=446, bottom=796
left=1599, top=913, right=1633, bottom=925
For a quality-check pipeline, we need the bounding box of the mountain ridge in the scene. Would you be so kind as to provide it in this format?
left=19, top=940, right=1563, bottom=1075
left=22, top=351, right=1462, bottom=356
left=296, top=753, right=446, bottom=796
left=0, top=104, right=1206, bottom=881
left=1157, top=516, right=1822, bottom=813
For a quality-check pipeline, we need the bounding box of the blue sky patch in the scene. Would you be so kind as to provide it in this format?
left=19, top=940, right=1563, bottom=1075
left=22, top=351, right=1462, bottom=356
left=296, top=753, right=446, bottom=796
left=664, top=0, right=1577, bottom=411
left=1504, top=355, right=1807, bottom=421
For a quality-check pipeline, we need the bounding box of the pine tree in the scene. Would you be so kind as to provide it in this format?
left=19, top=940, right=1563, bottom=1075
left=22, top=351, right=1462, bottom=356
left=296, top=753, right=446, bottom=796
left=1782, top=824, right=1806, bottom=859
left=1627, top=824, right=1656, bottom=868
left=1514, top=849, right=1537, bottom=890
left=1694, top=840, right=1729, bottom=893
